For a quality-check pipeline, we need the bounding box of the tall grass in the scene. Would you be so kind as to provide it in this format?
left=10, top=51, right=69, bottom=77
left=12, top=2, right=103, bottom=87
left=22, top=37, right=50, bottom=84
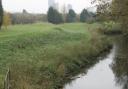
left=0, top=23, right=111, bottom=89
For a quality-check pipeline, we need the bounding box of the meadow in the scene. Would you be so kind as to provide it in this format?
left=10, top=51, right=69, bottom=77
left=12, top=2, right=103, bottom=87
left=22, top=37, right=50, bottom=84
left=0, top=23, right=111, bottom=89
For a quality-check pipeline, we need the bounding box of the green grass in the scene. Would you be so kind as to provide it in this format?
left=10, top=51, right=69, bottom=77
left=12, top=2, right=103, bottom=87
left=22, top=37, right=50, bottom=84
left=0, top=23, right=111, bottom=89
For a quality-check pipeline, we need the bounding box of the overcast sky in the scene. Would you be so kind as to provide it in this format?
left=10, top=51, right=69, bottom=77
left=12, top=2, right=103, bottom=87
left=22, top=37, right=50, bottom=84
left=3, top=0, right=94, bottom=14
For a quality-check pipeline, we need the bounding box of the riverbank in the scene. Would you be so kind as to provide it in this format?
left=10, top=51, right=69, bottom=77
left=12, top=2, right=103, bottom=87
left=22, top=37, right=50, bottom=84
left=64, top=46, right=116, bottom=89
left=0, top=23, right=111, bottom=89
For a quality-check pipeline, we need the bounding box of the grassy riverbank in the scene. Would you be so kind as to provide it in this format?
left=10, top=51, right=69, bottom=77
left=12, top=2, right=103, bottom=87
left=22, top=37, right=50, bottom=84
left=0, top=23, right=111, bottom=89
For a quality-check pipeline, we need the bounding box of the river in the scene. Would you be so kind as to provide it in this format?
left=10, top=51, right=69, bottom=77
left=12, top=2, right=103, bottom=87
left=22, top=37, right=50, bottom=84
left=64, top=36, right=128, bottom=89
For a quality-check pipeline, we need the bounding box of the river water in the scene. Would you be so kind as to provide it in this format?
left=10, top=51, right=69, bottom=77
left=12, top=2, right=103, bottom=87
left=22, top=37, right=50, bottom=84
left=64, top=37, right=128, bottom=89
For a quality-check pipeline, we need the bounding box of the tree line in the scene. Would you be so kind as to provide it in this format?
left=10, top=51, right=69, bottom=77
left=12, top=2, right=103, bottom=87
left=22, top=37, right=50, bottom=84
left=10, top=10, right=47, bottom=24
left=47, top=7, right=96, bottom=24
left=0, top=0, right=96, bottom=28
left=0, top=0, right=96, bottom=29
left=0, top=8, right=96, bottom=29
left=1, top=0, right=128, bottom=29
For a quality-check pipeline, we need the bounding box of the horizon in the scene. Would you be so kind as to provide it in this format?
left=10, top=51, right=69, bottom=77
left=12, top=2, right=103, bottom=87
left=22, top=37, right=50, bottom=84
left=3, top=0, right=96, bottom=14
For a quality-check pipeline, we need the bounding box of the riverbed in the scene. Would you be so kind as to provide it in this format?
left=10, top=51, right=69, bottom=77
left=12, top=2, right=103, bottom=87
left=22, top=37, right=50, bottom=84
left=64, top=45, right=125, bottom=89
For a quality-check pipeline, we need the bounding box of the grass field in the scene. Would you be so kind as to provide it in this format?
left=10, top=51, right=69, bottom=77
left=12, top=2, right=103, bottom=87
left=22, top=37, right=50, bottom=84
left=0, top=23, right=111, bottom=89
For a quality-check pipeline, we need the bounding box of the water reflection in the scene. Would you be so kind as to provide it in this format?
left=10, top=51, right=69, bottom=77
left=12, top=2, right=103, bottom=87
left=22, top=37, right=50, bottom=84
left=64, top=36, right=128, bottom=89
left=111, top=36, right=128, bottom=89
left=64, top=46, right=122, bottom=89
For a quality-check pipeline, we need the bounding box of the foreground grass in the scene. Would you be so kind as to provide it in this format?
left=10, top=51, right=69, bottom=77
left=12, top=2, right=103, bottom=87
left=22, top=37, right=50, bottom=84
left=0, top=23, right=111, bottom=89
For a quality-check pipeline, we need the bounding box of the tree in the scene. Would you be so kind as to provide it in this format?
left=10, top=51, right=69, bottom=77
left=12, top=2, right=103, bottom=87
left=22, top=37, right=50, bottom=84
left=47, top=7, right=63, bottom=24
left=66, top=9, right=76, bottom=22
left=92, top=0, right=112, bottom=21
left=3, top=12, right=11, bottom=29
left=0, top=0, right=3, bottom=29
left=93, top=0, right=128, bottom=33
left=10, top=12, right=46, bottom=24
left=80, top=9, right=89, bottom=22
left=111, top=0, right=128, bottom=32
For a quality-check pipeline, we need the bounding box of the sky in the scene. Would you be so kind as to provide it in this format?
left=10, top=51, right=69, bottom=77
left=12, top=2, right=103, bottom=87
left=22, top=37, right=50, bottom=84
left=3, top=0, right=95, bottom=14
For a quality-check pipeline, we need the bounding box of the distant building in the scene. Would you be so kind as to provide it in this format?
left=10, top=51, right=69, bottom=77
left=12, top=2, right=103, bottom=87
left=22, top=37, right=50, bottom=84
left=48, top=0, right=59, bottom=10
left=48, top=0, right=55, bottom=8
left=67, top=4, right=72, bottom=11
left=54, top=3, right=59, bottom=10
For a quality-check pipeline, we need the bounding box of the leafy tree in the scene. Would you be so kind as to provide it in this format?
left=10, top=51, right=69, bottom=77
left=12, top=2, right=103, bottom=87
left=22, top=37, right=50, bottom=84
left=92, top=0, right=112, bottom=22
left=93, top=0, right=128, bottom=32
left=0, top=0, right=3, bottom=29
left=111, top=0, right=128, bottom=32
left=66, top=9, right=76, bottom=22
left=80, top=9, right=89, bottom=22
left=47, top=7, right=63, bottom=24
left=3, top=12, right=11, bottom=29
